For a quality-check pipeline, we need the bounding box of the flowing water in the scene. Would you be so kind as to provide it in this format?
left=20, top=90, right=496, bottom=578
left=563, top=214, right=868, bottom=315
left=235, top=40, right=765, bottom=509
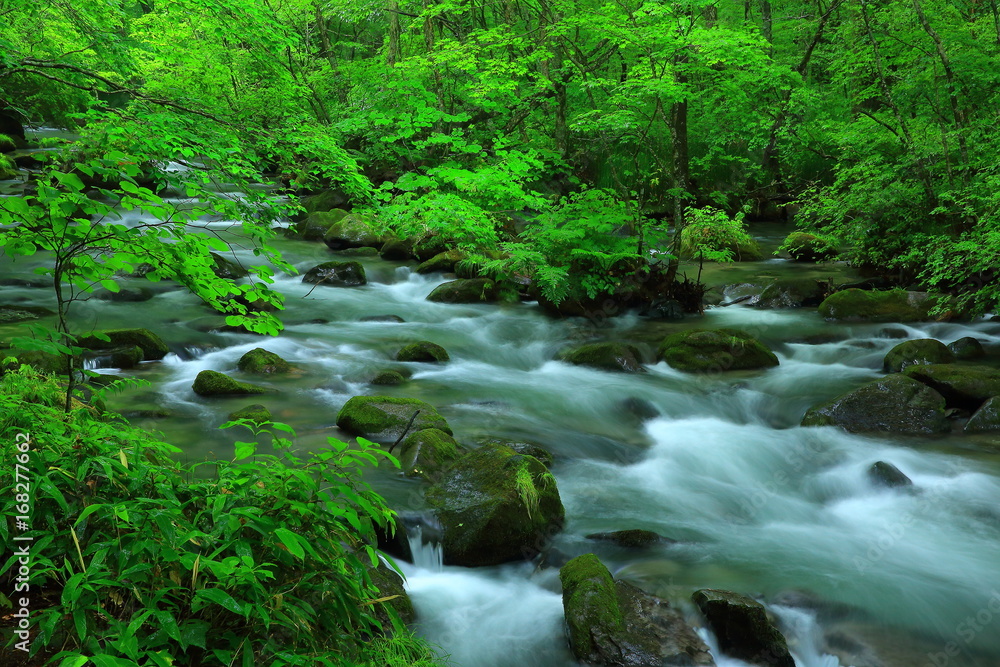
left=3, top=152, right=1000, bottom=666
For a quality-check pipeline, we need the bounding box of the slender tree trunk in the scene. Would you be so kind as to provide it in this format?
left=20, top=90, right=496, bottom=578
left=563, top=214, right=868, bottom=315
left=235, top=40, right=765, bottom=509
left=386, top=0, right=402, bottom=66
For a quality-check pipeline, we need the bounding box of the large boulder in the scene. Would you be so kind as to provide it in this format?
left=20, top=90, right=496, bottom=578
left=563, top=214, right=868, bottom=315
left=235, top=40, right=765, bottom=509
left=77, top=328, right=169, bottom=361
left=299, top=188, right=349, bottom=216
left=336, top=396, right=452, bottom=441
left=287, top=209, right=349, bottom=241
left=237, top=348, right=291, bottom=374
left=561, top=554, right=714, bottom=667
left=322, top=214, right=381, bottom=250
left=966, top=397, right=1000, bottom=432
left=817, top=289, right=953, bottom=322
left=426, top=443, right=564, bottom=566
left=396, top=341, right=450, bottom=363
left=658, top=329, right=779, bottom=373
left=379, top=236, right=415, bottom=260
left=398, top=428, right=462, bottom=480
left=426, top=278, right=498, bottom=304
left=780, top=232, right=838, bottom=262
left=192, top=370, right=270, bottom=397
left=948, top=336, right=986, bottom=361
left=416, top=249, right=468, bottom=274
left=903, top=364, right=1000, bottom=410
left=692, top=589, right=794, bottom=667
left=753, top=278, right=827, bottom=309
left=302, top=260, right=367, bottom=287
left=801, top=374, right=950, bottom=434
left=883, top=339, right=954, bottom=372
left=557, top=342, right=645, bottom=373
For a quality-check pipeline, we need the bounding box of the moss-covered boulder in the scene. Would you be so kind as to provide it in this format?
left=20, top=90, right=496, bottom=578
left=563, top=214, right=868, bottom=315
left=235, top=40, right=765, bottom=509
left=287, top=209, right=349, bottom=241
left=817, top=289, right=953, bottom=322
left=228, top=404, right=272, bottom=424
left=336, top=396, right=452, bottom=441
left=416, top=249, right=468, bottom=274
left=585, top=529, right=673, bottom=548
left=658, top=329, right=779, bottom=373
left=210, top=252, right=249, bottom=279
left=299, top=188, right=349, bottom=216
left=396, top=341, right=450, bottom=363
left=867, top=461, right=913, bottom=488
left=322, top=214, right=381, bottom=250
left=14, top=350, right=74, bottom=375
left=883, top=339, right=955, bottom=372
left=77, top=328, right=169, bottom=361
left=692, top=589, right=794, bottom=667
left=801, top=374, right=949, bottom=434
left=302, top=260, right=367, bottom=287
left=966, top=397, right=1000, bottom=432
left=426, top=278, right=498, bottom=304
left=371, top=369, right=406, bottom=385
left=754, top=278, right=827, bottom=309
left=476, top=438, right=554, bottom=468
left=557, top=342, right=645, bottom=373
left=903, top=364, right=1000, bottom=410
left=948, top=336, right=986, bottom=361
left=780, top=232, right=838, bottom=262
left=237, top=348, right=292, bottom=374
left=426, top=443, right=564, bottom=566
left=86, top=345, right=144, bottom=370
left=679, top=225, right=763, bottom=261
left=192, top=370, right=270, bottom=397
left=412, top=234, right=451, bottom=262
left=0, top=304, right=54, bottom=323
left=379, top=236, right=415, bottom=261
left=561, top=554, right=714, bottom=666
left=399, top=428, right=462, bottom=480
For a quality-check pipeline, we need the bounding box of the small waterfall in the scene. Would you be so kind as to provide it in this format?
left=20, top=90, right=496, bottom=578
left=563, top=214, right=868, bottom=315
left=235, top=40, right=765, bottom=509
left=406, top=522, right=445, bottom=572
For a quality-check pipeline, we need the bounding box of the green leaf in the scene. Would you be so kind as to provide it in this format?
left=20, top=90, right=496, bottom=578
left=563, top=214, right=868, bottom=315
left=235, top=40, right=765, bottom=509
left=194, top=588, right=244, bottom=615
left=273, top=527, right=305, bottom=560
left=99, top=279, right=120, bottom=293
left=57, top=657, right=89, bottom=667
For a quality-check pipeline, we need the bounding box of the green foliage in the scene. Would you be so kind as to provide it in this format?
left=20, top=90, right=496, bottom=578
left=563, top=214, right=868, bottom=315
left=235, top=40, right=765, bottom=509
left=680, top=206, right=758, bottom=263
left=0, top=367, right=441, bottom=666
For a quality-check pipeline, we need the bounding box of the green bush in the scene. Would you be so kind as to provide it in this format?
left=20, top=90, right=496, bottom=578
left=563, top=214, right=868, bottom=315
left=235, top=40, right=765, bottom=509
left=679, top=206, right=762, bottom=262
left=0, top=367, right=441, bottom=666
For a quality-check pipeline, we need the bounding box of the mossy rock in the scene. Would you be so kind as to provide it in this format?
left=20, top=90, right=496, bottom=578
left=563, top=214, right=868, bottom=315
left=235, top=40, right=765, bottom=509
left=360, top=314, right=405, bottom=323
left=476, top=437, right=554, bottom=468
left=366, top=561, right=416, bottom=626
left=801, top=374, right=949, bottom=434
left=781, top=232, right=838, bottom=262
left=426, top=443, right=564, bottom=566
left=299, top=188, right=349, bottom=216
left=210, top=252, right=249, bottom=279
left=287, top=209, right=349, bottom=241
left=817, top=289, right=953, bottom=322
left=426, top=278, right=498, bottom=304
left=237, top=348, right=292, bottom=374
left=14, top=350, right=75, bottom=375
left=301, top=260, right=367, bottom=287
left=412, top=234, right=451, bottom=262
left=867, top=461, right=913, bottom=488
left=399, top=428, right=462, bottom=480
left=557, top=342, right=645, bottom=373
left=192, top=370, right=270, bottom=397
left=561, top=554, right=715, bottom=666
left=966, top=397, right=1000, bottom=433
left=322, top=214, right=381, bottom=250
left=336, top=395, right=452, bottom=442
left=948, top=336, right=986, bottom=361
left=85, top=345, right=144, bottom=370
left=228, top=404, right=272, bottom=424
left=658, top=328, right=779, bottom=373
left=585, top=529, right=673, bottom=548
left=883, top=339, right=955, bottom=372
left=0, top=304, right=54, bottom=323
left=77, top=328, right=169, bottom=361
left=754, top=278, right=827, bottom=309
left=379, top=236, right=415, bottom=261
left=416, top=249, right=468, bottom=274
left=679, top=225, right=763, bottom=261
left=371, top=370, right=406, bottom=385
left=903, top=364, right=1000, bottom=410
left=396, top=341, right=450, bottom=363
left=692, top=589, right=794, bottom=667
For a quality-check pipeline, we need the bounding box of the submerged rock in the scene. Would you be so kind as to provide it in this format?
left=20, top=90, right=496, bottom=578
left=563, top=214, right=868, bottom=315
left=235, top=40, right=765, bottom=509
left=371, top=369, right=406, bottom=385
left=882, top=338, right=954, bottom=372
left=336, top=395, right=452, bottom=441
left=692, top=589, right=794, bottom=667
left=396, top=340, right=450, bottom=363
left=237, top=348, right=292, bottom=374
left=801, top=374, right=949, bottom=434
left=947, top=336, right=986, bottom=361
left=902, top=364, right=1000, bottom=410
left=817, top=289, right=953, bottom=322
left=77, top=328, right=169, bottom=361
left=780, top=232, right=838, bottom=262
left=192, top=370, right=270, bottom=397
left=95, top=286, right=154, bottom=302
left=398, top=428, right=462, bottom=480
left=426, top=278, right=498, bottom=304
left=658, top=329, right=779, bottom=373
left=586, top=529, right=674, bottom=548
left=360, top=314, right=405, bottom=323
left=867, top=461, right=913, bottom=488
left=302, top=260, right=367, bottom=287
left=426, top=443, right=564, bottom=566
left=754, top=278, right=827, bottom=309
left=965, top=397, right=1000, bottom=432
left=561, top=553, right=714, bottom=666
left=0, top=304, right=53, bottom=323
left=557, top=342, right=645, bottom=373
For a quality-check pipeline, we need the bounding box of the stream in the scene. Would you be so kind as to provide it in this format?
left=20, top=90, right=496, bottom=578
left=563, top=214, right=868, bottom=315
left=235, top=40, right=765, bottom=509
left=3, top=143, right=1000, bottom=667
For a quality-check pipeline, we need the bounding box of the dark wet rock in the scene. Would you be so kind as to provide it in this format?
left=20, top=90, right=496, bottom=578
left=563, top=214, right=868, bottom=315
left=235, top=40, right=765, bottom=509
left=336, top=395, right=452, bottom=442
left=192, top=370, right=270, bottom=397
left=754, top=278, right=827, bottom=309
left=426, top=278, right=498, bottom=304
left=322, top=213, right=381, bottom=250
left=416, top=249, right=468, bottom=274
left=86, top=345, right=144, bottom=369
left=877, top=327, right=910, bottom=339
left=817, top=289, right=954, bottom=322
left=801, top=374, right=949, bottom=434
left=965, top=396, right=1000, bottom=432
left=302, top=260, right=367, bottom=287
left=299, top=188, right=349, bottom=216
left=692, top=589, right=794, bottom=667
left=902, top=364, right=1000, bottom=411
left=561, top=553, right=715, bottom=666
left=335, top=246, right=380, bottom=257
left=372, top=514, right=413, bottom=563
left=286, top=209, right=349, bottom=241
left=237, top=348, right=291, bottom=374
left=210, top=252, right=249, bottom=279
left=882, top=338, right=954, bottom=372
left=426, top=443, right=564, bottom=567
left=658, top=329, right=779, bottom=373
left=586, top=529, right=674, bottom=548
left=620, top=397, right=661, bottom=422
left=399, top=428, right=462, bottom=480
left=396, top=340, right=450, bottom=363
left=780, top=232, right=838, bottom=262
left=948, top=336, right=986, bottom=361
left=366, top=560, right=416, bottom=626
left=0, top=109, right=27, bottom=150
left=640, top=298, right=685, bottom=320
left=476, top=437, right=554, bottom=468
left=0, top=304, right=54, bottom=323
left=867, top=461, right=913, bottom=488
left=77, top=328, right=169, bottom=360
left=0, top=278, right=48, bottom=289
left=379, top=236, right=415, bottom=260
left=412, top=234, right=451, bottom=262
left=360, top=314, right=405, bottom=323
left=228, top=403, right=272, bottom=424
left=557, top=342, right=645, bottom=373
left=94, top=286, right=155, bottom=302
left=371, top=369, right=406, bottom=385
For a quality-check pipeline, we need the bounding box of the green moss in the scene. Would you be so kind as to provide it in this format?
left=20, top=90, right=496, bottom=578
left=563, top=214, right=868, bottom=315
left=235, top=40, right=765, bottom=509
left=883, top=339, right=954, bottom=372
left=802, top=374, right=949, bottom=434
left=288, top=209, right=349, bottom=241
left=237, top=348, right=292, bottom=374
left=192, top=370, right=269, bottom=397
left=818, top=289, right=953, bottom=322
left=557, top=342, right=644, bottom=373
left=779, top=231, right=838, bottom=262
left=228, top=403, right=272, bottom=424
left=371, top=369, right=406, bottom=385
left=426, top=278, right=498, bottom=304
left=399, top=428, right=461, bottom=480
left=77, top=328, right=170, bottom=360
left=301, top=261, right=367, bottom=287
left=416, top=249, right=468, bottom=274
left=379, top=236, right=415, bottom=260
left=966, top=397, right=1000, bottom=433
left=412, top=234, right=451, bottom=262
left=948, top=336, right=986, bottom=360
left=0, top=304, right=54, bottom=323
left=396, top=341, right=450, bottom=363
left=477, top=438, right=554, bottom=468
left=15, top=350, right=74, bottom=375
left=336, top=395, right=452, bottom=441
left=585, top=529, right=668, bottom=548
left=323, top=214, right=381, bottom=250
left=658, top=328, right=779, bottom=373
left=903, top=364, right=1000, bottom=410
left=559, top=554, right=624, bottom=660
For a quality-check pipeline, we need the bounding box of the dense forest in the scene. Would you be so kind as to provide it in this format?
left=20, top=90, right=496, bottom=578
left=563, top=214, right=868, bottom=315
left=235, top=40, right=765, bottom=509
left=2, top=0, right=1000, bottom=666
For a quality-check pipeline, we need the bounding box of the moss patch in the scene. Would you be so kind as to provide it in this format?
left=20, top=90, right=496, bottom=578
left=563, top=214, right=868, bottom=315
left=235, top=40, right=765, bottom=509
left=322, top=214, right=381, bottom=250
left=237, top=348, right=292, bottom=374
left=560, top=554, right=624, bottom=660
left=399, top=428, right=461, bottom=480
left=228, top=403, right=272, bottom=424
left=192, top=370, right=270, bottom=397
left=426, top=278, right=498, bottom=304
left=780, top=232, right=838, bottom=262
left=371, top=370, right=406, bottom=385
left=903, top=364, right=1000, bottom=410
left=883, top=339, right=954, bottom=372
left=77, top=328, right=170, bottom=360
left=818, top=289, right=953, bottom=322
left=0, top=304, right=54, bottom=323
left=396, top=341, right=450, bottom=363
left=416, top=249, right=468, bottom=274
left=658, top=328, right=778, bottom=373
left=557, top=342, right=645, bottom=373
left=336, top=395, right=452, bottom=441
